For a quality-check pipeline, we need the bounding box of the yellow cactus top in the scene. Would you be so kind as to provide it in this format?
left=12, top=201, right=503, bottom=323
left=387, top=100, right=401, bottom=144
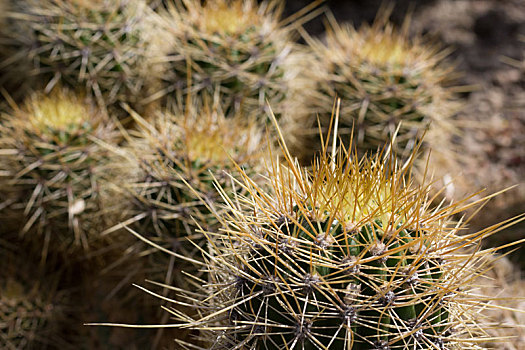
left=24, top=90, right=91, bottom=137
left=174, top=0, right=282, bottom=38
left=263, top=147, right=425, bottom=241
left=134, top=106, right=264, bottom=170
left=320, top=9, right=445, bottom=80
left=183, top=114, right=262, bottom=165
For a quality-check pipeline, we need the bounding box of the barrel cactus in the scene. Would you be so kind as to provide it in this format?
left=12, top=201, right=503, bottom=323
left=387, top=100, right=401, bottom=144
left=296, top=10, right=459, bottom=159
left=0, top=88, right=119, bottom=255
left=166, top=126, right=519, bottom=349
left=2, top=0, right=156, bottom=114
left=0, top=0, right=6, bottom=26
left=153, top=0, right=307, bottom=119
left=108, top=103, right=266, bottom=283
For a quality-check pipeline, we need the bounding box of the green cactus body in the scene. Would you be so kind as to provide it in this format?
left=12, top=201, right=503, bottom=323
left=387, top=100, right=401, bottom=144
left=2, top=0, right=155, bottom=113
left=230, top=213, right=449, bottom=350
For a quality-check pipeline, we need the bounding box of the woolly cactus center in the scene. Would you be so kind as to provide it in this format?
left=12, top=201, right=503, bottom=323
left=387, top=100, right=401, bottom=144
left=200, top=2, right=260, bottom=36
left=185, top=131, right=232, bottom=165
left=355, top=32, right=415, bottom=68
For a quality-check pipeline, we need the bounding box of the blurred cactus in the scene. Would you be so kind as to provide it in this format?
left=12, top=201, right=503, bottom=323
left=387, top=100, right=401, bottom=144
left=106, top=101, right=266, bottom=284
left=295, top=9, right=459, bottom=159
left=0, top=247, right=66, bottom=349
left=164, top=119, right=520, bottom=349
left=151, top=0, right=313, bottom=119
left=0, top=88, right=119, bottom=255
left=1, top=0, right=156, bottom=114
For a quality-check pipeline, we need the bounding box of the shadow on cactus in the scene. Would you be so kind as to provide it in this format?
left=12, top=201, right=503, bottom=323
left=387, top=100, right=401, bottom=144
left=150, top=0, right=321, bottom=118
left=1, top=0, right=155, bottom=113
left=293, top=6, right=460, bottom=160
left=150, top=114, right=523, bottom=349
left=0, top=88, right=119, bottom=257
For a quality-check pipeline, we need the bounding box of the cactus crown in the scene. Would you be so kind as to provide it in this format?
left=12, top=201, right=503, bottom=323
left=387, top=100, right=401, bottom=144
left=164, top=119, right=517, bottom=349
left=324, top=13, right=448, bottom=84
left=23, top=90, right=93, bottom=142
left=0, top=88, right=118, bottom=252
left=190, top=0, right=265, bottom=36
left=3, top=0, right=152, bottom=113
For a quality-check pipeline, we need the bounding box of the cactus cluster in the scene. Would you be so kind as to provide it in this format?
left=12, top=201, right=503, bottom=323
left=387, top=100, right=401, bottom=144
left=0, top=88, right=118, bottom=255
left=0, top=1, right=523, bottom=349
left=295, top=10, right=459, bottom=158
left=153, top=0, right=303, bottom=119
left=168, top=134, right=514, bottom=349
left=1, top=0, right=155, bottom=113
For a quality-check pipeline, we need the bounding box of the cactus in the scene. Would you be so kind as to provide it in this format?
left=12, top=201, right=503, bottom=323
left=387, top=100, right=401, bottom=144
left=1, top=0, right=156, bottom=114
left=0, top=88, right=119, bottom=255
left=0, top=246, right=66, bottom=349
left=107, top=101, right=266, bottom=283
left=296, top=9, right=459, bottom=159
left=164, top=120, right=520, bottom=349
left=152, top=0, right=310, bottom=119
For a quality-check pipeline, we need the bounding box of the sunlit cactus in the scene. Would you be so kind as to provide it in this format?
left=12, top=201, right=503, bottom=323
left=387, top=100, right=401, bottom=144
left=151, top=0, right=313, bottom=119
left=161, top=118, right=520, bottom=349
left=1, top=0, right=156, bottom=113
left=0, top=88, right=119, bottom=255
left=106, top=100, right=267, bottom=283
left=294, top=9, right=459, bottom=159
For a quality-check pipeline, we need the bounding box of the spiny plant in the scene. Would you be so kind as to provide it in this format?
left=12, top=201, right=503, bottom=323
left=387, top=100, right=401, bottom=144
left=160, top=118, right=522, bottom=349
left=0, top=246, right=66, bottom=349
left=151, top=0, right=320, bottom=118
left=0, top=88, right=119, bottom=256
left=1, top=0, right=156, bottom=114
left=105, top=100, right=267, bottom=285
left=295, top=8, right=459, bottom=159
